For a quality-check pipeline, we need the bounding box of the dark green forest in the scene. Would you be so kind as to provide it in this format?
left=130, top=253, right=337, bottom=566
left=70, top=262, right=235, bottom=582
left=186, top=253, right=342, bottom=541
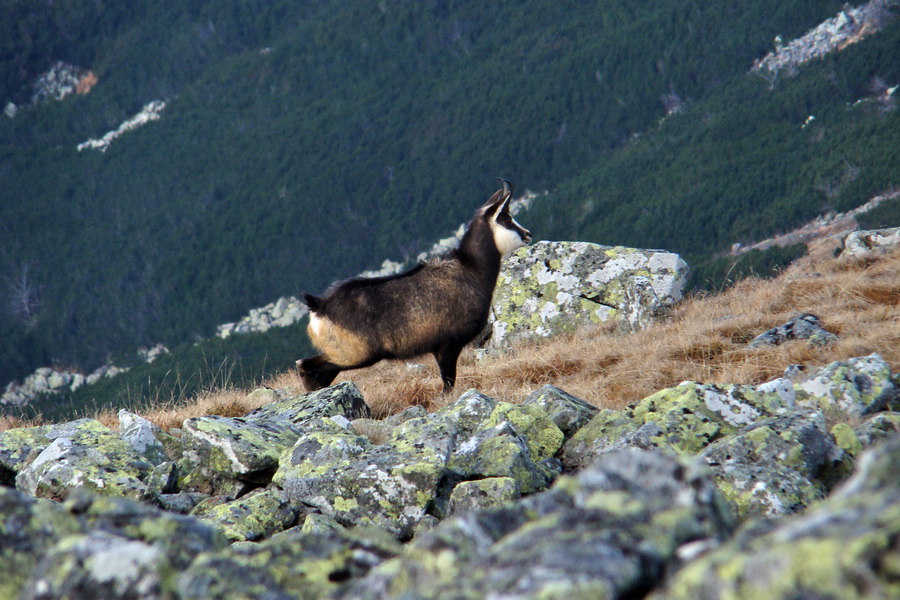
left=2, top=0, right=899, bottom=414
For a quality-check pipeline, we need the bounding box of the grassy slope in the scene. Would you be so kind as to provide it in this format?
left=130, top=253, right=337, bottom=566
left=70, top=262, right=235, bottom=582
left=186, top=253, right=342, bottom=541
left=4, top=236, right=898, bottom=432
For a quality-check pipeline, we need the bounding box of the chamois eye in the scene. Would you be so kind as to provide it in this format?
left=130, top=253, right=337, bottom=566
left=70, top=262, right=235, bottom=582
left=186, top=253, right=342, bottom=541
left=498, top=213, right=512, bottom=225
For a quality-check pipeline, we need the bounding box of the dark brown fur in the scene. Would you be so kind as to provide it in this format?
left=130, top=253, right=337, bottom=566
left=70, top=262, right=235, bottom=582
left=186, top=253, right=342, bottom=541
left=298, top=182, right=531, bottom=392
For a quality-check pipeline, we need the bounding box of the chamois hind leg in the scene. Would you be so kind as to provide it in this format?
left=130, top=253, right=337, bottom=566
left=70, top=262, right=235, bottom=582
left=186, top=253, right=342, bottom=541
left=296, top=355, right=342, bottom=391
left=434, top=343, right=464, bottom=394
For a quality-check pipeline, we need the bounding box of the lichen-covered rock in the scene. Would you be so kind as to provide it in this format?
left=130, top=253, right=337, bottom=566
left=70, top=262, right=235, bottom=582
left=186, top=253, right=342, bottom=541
left=143, top=461, right=179, bottom=495
left=0, top=487, right=228, bottom=599
left=20, top=531, right=173, bottom=600
left=426, top=390, right=564, bottom=516
left=337, top=449, right=732, bottom=599
left=0, top=424, right=52, bottom=484
left=278, top=440, right=446, bottom=539
left=15, top=419, right=153, bottom=501
left=62, top=490, right=230, bottom=570
left=118, top=409, right=169, bottom=466
left=202, top=488, right=300, bottom=542
left=173, top=383, right=371, bottom=497
left=560, top=408, right=655, bottom=470
left=0, top=487, right=82, bottom=598
left=489, top=241, right=689, bottom=349
left=245, top=380, right=370, bottom=426
left=749, top=313, right=838, bottom=348
left=841, top=226, right=900, bottom=258
left=795, top=353, right=896, bottom=418
left=854, top=411, right=900, bottom=449
left=522, top=384, right=599, bottom=438
left=560, top=378, right=801, bottom=470
left=300, top=512, right=345, bottom=534
left=274, top=389, right=564, bottom=537
left=181, top=415, right=299, bottom=484
left=652, top=434, right=900, bottom=599
left=178, top=525, right=402, bottom=599
left=447, top=477, right=519, bottom=515
left=446, top=420, right=556, bottom=495
left=700, top=408, right=843, bottom=518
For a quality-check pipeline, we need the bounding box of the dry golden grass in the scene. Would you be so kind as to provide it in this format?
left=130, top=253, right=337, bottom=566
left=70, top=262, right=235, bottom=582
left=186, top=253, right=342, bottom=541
left=5, top=242, right=900, bottom=431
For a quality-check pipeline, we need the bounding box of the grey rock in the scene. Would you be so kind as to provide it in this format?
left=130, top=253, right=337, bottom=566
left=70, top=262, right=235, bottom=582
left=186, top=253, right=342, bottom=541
left=338, top=449, right=732, bottom=599
left=178, top=382, right=372, bottom=495
left=15, top=419, right=153, bottom=501
left=178, top=524, right=402, bottom=599
left=119, top=409, right=169, bottom=466
left=652, top=434, right=900, bottom=599
left=522, top=384, right=600, bottom=438
left=246, top=380, right=370, bottom=426
left=447, top=477, right=520, bottom=515
left=201, top=488, right=299, bottom=542
left=794, top=353, right=896, bottom=418
left=21, top=531, right=172, bottom=600
left=748, top=313, right=837, bottom=348
left=489, top=241, right=689, bottom=349
left=700, top=408, right=844, bottom=519
left=841, top=226, right=900, bottom=258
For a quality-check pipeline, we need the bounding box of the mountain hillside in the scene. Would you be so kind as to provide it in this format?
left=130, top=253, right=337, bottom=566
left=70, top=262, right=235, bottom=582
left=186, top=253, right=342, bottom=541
left=2, top=0, right=899, bottom=402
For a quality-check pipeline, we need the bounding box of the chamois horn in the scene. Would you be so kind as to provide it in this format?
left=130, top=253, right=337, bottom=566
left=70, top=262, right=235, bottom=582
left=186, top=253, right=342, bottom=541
left=497, top=178, right=513, bottom=198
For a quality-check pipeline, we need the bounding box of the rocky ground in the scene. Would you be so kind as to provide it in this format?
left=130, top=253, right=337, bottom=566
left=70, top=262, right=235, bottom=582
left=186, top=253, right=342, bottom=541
left=1, top=346, right=898, bottom=598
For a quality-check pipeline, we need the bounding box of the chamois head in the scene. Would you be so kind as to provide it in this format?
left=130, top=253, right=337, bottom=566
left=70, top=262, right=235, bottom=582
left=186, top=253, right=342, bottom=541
left=479, top=179, right=532, bottom=256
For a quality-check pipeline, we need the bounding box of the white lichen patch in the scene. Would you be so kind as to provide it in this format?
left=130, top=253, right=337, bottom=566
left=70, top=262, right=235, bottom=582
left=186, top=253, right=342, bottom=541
left=702, top=388, right=762, bottom=428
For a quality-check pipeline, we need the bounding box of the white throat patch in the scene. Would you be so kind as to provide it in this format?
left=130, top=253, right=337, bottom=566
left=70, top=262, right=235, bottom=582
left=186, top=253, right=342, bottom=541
left=490, top=214, right=529, bottom=256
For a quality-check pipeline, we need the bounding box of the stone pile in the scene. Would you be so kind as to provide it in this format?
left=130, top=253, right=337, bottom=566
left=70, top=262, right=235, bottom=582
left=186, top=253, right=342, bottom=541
left=0, top=347, right=167, bottom=408
left=30, top=61, right=91, bottom=104
left=76, top=100, right=167, bottom=153
left=216, top=296, right=309, bottom=338
left=752, top=1, right=891, bottom=76
left=1, top=364, right=129, bottom=408
left=0, top=350, right=897, bottom=598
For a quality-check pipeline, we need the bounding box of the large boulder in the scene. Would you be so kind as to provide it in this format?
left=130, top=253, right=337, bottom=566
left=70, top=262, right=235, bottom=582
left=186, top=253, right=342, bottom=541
left=179, top=382, right=370, bottom=496
left=12, top=419, right=153, bottom=501
left=489, top=241, right=689, bottom=349
left=560, top=379, right=796, bottom=469
left=1, top=487, right=228, bottom=599
left=841, top=226, right=900, bottom=258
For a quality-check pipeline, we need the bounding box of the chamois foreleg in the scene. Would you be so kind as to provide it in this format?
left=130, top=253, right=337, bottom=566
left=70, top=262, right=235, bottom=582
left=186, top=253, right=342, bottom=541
left=434, top=343, right=465, bottom=393
left=296, top=355, right=342, bottom=391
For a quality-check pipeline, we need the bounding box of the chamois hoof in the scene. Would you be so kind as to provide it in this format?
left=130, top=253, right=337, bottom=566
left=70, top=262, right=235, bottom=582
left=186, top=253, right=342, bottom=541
left=296, top=357, right=340, bottom=392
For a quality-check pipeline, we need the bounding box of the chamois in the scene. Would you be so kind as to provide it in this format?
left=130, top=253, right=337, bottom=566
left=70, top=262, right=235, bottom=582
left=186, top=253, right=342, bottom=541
left=297, top=180, right=532, bottom=393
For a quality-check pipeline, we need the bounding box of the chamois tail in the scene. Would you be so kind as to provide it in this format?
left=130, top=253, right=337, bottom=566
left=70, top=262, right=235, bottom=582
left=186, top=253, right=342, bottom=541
left=301, top=292, right=323, bottom=312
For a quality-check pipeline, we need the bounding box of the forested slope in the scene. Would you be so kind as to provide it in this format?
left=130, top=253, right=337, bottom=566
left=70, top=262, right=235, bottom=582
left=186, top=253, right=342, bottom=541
left=2, top=0, right=897, bottom=396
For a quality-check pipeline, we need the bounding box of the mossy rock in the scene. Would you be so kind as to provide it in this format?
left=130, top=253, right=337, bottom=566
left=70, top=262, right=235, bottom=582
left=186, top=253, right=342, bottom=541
left=489, top=241, right=689, bottom=349
left=652, top=435, right=900, bottom=599
left=177, top=524, right=401, bottom=599
left=202, top=488, right=299, bottom=542
left=448, top=477, right=520, bottom=515
left=795, top=353, right=897, bottom=418
left=522, top=384, right=600, bottom=439
left=15, top=419, right=153, bottom=502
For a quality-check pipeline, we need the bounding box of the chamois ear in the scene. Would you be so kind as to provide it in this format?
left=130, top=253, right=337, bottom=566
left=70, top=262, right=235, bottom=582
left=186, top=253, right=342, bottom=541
left=481, top=178, right=513, bottom=214
left=480, top=188, right=504, bottom=209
